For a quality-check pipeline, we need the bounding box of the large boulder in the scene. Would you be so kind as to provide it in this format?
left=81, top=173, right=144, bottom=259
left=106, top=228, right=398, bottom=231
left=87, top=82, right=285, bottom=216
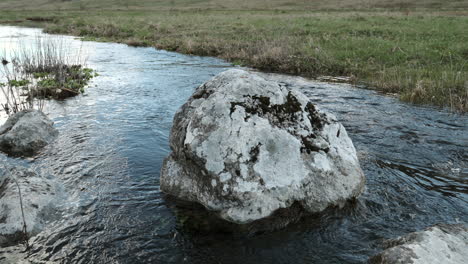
left=0, top=110, right=58, bottom=157
left=369, top=224, right=468, bottom=264
left=160, top=69, right=365, bottom=226
left=0, top=165, right=64, bottom=247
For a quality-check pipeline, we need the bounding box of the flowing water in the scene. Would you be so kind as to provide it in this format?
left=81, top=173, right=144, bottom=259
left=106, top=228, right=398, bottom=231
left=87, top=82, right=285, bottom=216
left=0, top=26, right=467, bottom=264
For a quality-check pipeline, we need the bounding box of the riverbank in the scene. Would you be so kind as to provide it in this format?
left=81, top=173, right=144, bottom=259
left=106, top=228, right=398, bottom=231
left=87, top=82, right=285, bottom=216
left=1, top=7, right=467, bottom=112
left=0, top=25, right=467, bottom=263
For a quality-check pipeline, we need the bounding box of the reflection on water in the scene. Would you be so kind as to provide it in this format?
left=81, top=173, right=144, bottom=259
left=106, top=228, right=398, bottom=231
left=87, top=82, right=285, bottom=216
left=0, top=26, right=467, bottom=263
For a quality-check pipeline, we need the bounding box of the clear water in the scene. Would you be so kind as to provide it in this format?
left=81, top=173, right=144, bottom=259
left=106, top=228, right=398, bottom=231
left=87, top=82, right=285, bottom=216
left=0, top=26, right=467, bottom=264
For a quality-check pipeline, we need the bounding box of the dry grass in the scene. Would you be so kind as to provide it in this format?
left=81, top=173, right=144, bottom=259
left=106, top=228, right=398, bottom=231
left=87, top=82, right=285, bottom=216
left=1, top=0, right=468, bottom=10
left=0, top=1, right=466, bottom=111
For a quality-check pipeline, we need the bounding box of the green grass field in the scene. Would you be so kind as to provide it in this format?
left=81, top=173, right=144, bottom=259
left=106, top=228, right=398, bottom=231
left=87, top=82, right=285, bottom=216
left=1, top=0, right=467, bottom=111
left=1, top=0, right=468, bottom=10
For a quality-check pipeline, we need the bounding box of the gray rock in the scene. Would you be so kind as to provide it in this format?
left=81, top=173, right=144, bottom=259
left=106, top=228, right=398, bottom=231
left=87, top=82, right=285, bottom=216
left=0, top=245, right=30, bottom=264
left=160, top=69, right=365, bottom=225
left=0, top=110, right=58, bottom=157
left=369, top=224, right=468, bottom=264
left=0, top=165, right=63, bottom=247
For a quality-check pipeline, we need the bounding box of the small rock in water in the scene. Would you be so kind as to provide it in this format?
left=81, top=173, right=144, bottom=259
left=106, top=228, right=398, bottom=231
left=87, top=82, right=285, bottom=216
left=0, top=165, right=64, bottom=247
left=160, top=69, right=365, bottom=230
left=369, top=224, right=468, bottom=264
left=0, top=109, right=58, bottom=157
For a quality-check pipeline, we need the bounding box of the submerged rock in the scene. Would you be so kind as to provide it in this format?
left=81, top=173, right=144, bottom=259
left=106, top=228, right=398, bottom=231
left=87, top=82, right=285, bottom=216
left=160, top=69, right=365, bottom=227
left=0, top=165, right=64, bottom=247
left=0, top=110, right=58, bottom=157
left=369, top=224, right=468, bottom=264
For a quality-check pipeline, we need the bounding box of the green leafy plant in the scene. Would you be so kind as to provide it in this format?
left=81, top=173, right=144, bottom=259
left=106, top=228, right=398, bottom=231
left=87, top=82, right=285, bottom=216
left=8, top=79, right=30, bottom=87
left=1, top=35, right=97, bottom=114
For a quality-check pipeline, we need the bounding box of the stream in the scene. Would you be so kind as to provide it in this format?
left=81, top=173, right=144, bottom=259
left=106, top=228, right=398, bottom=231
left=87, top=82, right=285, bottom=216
left=0, top=26, right=467, bottom=264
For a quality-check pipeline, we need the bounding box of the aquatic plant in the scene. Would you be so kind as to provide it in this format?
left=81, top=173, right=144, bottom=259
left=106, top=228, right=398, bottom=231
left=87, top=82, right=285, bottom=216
left=0, top=58, right=37, bottom=114
left=31, top=65, right=96, bottom=99
left=0, top=34, right=96, bottom=115
left=12, top=176, right=30, bottom=250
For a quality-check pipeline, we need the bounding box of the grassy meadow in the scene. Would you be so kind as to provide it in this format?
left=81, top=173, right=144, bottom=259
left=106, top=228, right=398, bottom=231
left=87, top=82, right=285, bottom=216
left=0, top=0, right=467, bottom=111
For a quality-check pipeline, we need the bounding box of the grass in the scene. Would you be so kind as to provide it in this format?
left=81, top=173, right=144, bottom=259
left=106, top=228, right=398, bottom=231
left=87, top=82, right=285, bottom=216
left=0, top=34, right=96, bottom=114
left=12, top=176, right=30, bottom=250
left=0, top=0, right=466, bottom=111
left=1, top=0, right=468, bottom=10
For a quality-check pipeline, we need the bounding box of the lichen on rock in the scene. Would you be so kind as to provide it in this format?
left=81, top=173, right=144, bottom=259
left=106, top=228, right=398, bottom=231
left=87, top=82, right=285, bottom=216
left=160, top=69, right=365, bottom=227
left=369, top=224, right=468, bottom=264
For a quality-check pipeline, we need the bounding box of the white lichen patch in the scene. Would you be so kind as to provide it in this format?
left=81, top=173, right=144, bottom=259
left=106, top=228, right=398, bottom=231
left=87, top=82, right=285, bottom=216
left=370, top=224, right=468, bottom=264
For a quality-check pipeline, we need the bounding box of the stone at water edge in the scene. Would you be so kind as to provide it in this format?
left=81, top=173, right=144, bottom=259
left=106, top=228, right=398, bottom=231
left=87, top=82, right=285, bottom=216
left=0, top=109, right=58, bottom=157
left=369, top=224, right=468, bottom=264
left=160, top=69, right=365, bottom=227
left=0, top=165, right=64, bottom=247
